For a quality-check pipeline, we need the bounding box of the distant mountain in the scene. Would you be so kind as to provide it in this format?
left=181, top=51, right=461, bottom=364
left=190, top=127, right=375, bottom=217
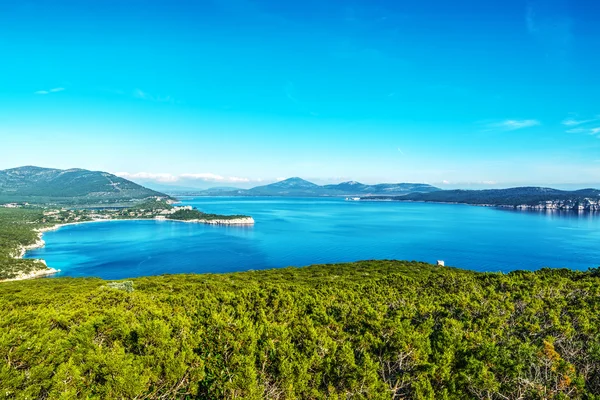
left=191, top=177, right=441, bottom=197
left=363, top=187, right=600, bottom=209
left=139, top=182, right=206, bottom=193
left=323, top=181, right=441, bottom=196
left=170, top=186, right=244, bottom=196
left=245, top=178, right=326, bottom=196
left=205, top=186, right=242, bottom=192
left=0, top=166, right=170, bottom=204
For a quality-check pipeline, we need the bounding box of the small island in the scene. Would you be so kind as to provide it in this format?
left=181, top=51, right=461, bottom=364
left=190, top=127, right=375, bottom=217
left=0, top=198, right=254, bottom=282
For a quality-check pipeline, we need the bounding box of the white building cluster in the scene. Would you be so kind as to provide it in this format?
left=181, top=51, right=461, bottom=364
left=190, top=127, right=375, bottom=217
left=515, top=198, right=600, bottom=211
left=157, top=205, right=193, bottom=215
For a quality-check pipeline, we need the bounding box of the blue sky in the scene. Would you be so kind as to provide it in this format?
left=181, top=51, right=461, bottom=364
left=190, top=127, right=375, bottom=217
left=1, top=0, right=599, bottom=189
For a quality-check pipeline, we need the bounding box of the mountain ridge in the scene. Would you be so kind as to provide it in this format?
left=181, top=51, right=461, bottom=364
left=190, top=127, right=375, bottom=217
left=0, top=166, right=170, bottom=204
left=184, top=177, right=441, bottom=197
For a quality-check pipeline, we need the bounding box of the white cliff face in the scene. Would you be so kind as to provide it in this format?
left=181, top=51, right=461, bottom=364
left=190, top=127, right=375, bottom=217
left=4, top=232, right=60, bottom=282
left=1, top=265, right=60, bottom=282
left=14, top=235, right=46, bottom=258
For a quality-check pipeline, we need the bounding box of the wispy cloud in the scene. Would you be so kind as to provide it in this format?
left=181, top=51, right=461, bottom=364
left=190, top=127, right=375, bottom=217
left=562, top=117, right=598, bottom=126
left=115, top=172, right=255, bottom=184
left=35, top=87, right=65, bottom=95
left=563, top=114, right=600, bottom=137
left=114, top=172, right=178, bottom=183
left=180, top=173, right=251, bottom=183
left=440, top=180, right=499, bottom=187
left=567, top=127, right=600, bottom=137
left=485, top=119, right=541, bottom=131
left=133, top=89, right=175, bottom=103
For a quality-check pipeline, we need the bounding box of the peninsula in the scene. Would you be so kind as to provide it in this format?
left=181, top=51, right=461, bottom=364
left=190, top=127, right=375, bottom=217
left=356, top=187, right=600, bottom=211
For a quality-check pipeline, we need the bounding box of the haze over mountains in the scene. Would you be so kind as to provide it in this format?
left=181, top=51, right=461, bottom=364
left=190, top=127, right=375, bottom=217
left=0, top=166, right=167, bottom=204
left=176, top=177, right=442, bottom=197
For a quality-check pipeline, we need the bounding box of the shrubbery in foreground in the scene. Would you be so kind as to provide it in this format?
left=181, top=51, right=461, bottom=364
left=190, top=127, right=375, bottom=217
left=1, top=260, right=600, bottom=399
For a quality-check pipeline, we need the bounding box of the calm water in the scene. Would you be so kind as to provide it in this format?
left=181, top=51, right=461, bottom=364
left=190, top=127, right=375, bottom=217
left=25, top=197, right=600, bottom=279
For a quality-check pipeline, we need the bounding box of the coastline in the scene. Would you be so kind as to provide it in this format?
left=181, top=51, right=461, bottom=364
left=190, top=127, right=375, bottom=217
left=357, top=198, right=600, bottom=212
left=8, top=216, right=255, bottom=282
left=7, top=232, right=61, bottom=282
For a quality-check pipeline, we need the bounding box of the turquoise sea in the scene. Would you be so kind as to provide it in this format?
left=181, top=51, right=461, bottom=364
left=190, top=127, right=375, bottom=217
left=24, top=197, right=600, bottom=279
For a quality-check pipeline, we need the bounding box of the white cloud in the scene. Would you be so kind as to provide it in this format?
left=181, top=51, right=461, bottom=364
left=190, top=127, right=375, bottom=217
left=115, top=172, right=178, bottom=183
left=487, top=119, right=541, bottom=131
left=133, top=89, right=174, bottom=103
left=180, top=173, right=250, bottom=183
left=565, top=126, right=600, bottom=136
left=442, top=180, right=450, bottom=185
left=562, top=117, right=597, bottom=126
left=116, top=172, right=254, bottom=184
left=35, top=87, right=65, bottom=95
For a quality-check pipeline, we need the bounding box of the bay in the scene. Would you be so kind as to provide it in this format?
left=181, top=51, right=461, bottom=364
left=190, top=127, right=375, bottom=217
left=24, top=197, right=600, bottom=279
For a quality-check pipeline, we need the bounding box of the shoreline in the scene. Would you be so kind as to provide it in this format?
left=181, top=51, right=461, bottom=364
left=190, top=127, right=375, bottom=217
left=9, top=216, right=255, bottom=282
left=7, top=233, right=61, bottom=282
left=357, top=198, right=600, bottom=212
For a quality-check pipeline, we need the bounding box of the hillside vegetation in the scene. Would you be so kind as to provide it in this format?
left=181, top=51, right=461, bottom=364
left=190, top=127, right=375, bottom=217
left=0, top=208, right=47, bottom=280
left=2, top=261, right=600, bottom=399
left=0, top=166, right=168, bottom=204
left=369, top=187, right=600, bottom=207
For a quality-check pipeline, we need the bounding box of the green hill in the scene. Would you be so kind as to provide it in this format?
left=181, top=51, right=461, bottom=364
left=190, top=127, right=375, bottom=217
left=364, top=187, right=600, bottom=209
left=2, top=261, right=600, bottom=398
left=0, top=166, right=169, bottom=205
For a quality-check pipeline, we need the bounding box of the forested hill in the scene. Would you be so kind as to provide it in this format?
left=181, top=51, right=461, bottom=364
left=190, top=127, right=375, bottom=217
left=2, top=261, right=600, bottom=398
left=0, top=166, right=169, bottom=204
left=365, top=187, right=600, bottom=208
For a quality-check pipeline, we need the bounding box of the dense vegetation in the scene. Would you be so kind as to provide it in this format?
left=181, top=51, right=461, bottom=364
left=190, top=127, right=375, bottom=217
left=168, top=209, right=249, bottom=221
left=0, top=166, right=169, bottom=204
left=131, top=199, right=175, bottom=211
left=0, top=208, right=47, bottom=280
left=2, top=260, right=600, bottom=399
left=368, top=187, right=600, bottom=206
